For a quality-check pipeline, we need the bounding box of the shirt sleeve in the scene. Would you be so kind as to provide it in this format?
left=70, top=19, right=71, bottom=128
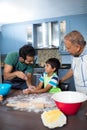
left=49, top=75, right=59, bottom=87
left=39, top=73, right=44, bottom=83
left=4, top=53, right=18, bottom=66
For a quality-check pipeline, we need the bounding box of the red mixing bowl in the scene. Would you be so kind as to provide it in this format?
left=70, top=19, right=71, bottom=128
left=52, top=91, right=87, bottom=115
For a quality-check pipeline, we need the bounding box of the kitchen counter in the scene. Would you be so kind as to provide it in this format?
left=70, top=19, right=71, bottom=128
left=0, top=89, right=87, bottom=130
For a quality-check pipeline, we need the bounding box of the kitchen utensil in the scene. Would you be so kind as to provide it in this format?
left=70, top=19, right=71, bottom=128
left=0, top=83, right=11, bottom=96
left=52, top=91, right=87, bottom=115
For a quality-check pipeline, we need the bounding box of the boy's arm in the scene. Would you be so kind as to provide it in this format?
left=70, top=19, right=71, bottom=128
left=23, top=81, right=44, bottom=94
left=30, top=84, right=52, bottom=94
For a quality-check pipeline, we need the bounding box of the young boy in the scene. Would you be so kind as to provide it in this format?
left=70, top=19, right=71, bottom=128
left=23, top=58, right=61, bottom=94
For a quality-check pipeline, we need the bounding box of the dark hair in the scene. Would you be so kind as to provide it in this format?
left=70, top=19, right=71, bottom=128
left=19, top=44, right=35, bottom=60
left=46, top=58, right=60, bottom=73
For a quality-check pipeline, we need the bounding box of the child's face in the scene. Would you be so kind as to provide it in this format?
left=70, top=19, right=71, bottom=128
left=45, top=63, right=55, bottom=74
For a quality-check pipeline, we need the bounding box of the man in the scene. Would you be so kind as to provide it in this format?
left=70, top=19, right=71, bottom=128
left=60, top=30, right=87, bottom=94
left=3, top=44, right=36, bottom=90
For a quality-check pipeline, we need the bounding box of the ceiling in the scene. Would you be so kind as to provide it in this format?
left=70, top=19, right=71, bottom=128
left=0, top=0, right=87, bottom=25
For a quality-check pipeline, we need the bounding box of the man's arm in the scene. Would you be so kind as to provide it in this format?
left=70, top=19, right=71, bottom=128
left=25, top=73, right=33, bottom=88
left=4, top=64, right=27, bottom=80
left=59, top=69, right=73, bottom=83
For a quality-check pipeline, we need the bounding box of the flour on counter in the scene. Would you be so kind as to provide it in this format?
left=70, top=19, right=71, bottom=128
left=4, top=93, right=57, bottom=113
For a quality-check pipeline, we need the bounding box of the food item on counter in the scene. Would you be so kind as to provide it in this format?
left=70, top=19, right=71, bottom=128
left=6, top=102, right=51, bottom=109
left=6, top=102, right=31, bottom=108
left=6, top=102, right=44, bottom=109
left=41, top=109, right=67, bottom=129
left=5, top=93, right=57, bottom=112
left=0, top=95, right=3, bottom=101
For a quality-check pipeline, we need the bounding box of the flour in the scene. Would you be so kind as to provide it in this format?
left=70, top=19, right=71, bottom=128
left=5, top=93, right=57, bottom=113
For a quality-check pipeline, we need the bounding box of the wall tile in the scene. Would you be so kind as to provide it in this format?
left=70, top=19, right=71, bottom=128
left=38, top=49, right=61, bottom=67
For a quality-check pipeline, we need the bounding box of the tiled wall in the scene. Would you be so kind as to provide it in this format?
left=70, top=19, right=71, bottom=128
left=38, top=48, right=61, bottom=67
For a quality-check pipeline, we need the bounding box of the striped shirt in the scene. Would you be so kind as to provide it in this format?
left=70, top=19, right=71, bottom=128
left=39, top=72, right=59, bottom=88
left=72, top=44, right=87, bottom=94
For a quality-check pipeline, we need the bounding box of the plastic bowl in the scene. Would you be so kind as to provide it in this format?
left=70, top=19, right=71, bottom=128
left=52, top=91, right=87, bottom=115
left=0, top=83, right=11, bottom=96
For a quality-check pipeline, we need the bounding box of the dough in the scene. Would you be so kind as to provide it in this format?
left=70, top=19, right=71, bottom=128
left=41, top=109, right=67, bottom=129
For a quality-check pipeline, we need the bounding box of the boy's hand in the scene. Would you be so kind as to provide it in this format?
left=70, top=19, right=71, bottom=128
left=23, top=88, right=30, bottom=94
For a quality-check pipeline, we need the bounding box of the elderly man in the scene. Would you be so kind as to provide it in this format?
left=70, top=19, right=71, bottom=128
left=60, top=30, right=87, bottom=94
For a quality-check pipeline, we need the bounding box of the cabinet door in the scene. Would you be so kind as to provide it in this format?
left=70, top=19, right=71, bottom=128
left=27, top=25, right=33, bottom=46
left=33, top=21, right=59, bottom=48
left=34, top=24, right=43, bottom=48
left=59, top=20, right=66, bottom=52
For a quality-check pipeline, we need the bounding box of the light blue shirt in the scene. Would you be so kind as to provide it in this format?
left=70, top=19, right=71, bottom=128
left=72, top=44, right=87, bottom=94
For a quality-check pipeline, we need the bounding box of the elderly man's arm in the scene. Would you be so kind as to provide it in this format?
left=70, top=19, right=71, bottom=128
left=59, top=69, right=73, bottom=83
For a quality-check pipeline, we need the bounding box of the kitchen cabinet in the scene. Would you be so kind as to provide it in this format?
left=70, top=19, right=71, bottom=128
left=34, top=21, right=59, bottom=48
left=26, top=19, right=66, bottom=50
left=59, top=20, right=66, bottom=52
left=26, top=25, right=33, bottom=46
left=33, top=21, right=59, bottom=48
left=1, top=14, right=87, bottom=54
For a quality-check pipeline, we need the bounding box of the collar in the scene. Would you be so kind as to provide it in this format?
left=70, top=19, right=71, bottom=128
left=79, top=44, right=87, bottom=57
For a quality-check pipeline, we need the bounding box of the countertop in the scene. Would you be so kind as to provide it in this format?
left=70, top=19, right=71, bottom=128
left=34, top=64, right=71, bottom=69
left=0, top=89, right=87, bottom=130
left=0, top=63, right=71, bottom=70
